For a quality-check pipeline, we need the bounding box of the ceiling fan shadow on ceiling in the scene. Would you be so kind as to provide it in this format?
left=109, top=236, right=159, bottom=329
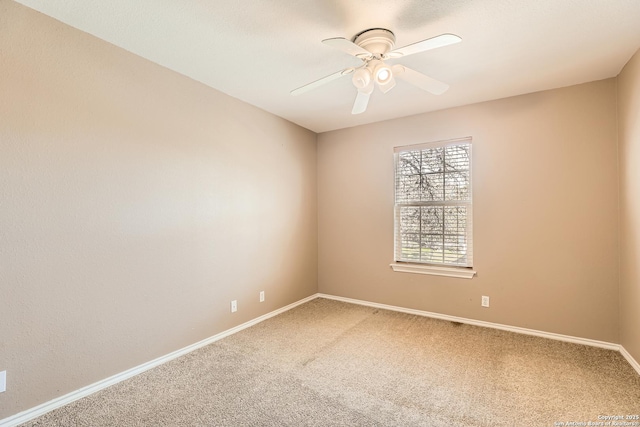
left=291, top=28, right=461, bottom=114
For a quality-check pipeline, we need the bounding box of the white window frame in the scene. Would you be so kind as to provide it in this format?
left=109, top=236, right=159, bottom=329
left=390, top=137, right=476, bottom=279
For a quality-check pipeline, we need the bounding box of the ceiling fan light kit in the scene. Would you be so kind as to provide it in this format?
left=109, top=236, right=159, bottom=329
left=352, top=67, right=372, bottom=91
left=376, top=67, right=391, bottom=83
left=371, top=60, right=392, bottom=83
left=291, top=28, right=461, bottom=114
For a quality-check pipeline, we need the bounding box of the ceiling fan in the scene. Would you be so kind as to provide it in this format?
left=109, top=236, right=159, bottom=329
left=291, top=28, right=461, bottom=114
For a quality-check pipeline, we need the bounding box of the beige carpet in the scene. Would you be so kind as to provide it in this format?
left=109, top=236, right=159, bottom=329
left=21, top=298, right=640, bottom=426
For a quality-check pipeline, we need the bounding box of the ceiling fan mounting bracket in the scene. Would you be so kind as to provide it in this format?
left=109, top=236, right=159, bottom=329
left=353, top=28, right=396, bottom=56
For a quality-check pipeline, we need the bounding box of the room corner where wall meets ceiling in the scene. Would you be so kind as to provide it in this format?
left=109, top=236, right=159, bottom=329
left=0, top=1, right=317, bottom=419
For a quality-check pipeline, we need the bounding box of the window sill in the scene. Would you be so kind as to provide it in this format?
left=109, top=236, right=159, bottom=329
left=389, top=263, right=476, bottom=279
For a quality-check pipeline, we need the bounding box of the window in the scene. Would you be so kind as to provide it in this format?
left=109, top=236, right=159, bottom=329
left=393, top=138, right=473, bottom=270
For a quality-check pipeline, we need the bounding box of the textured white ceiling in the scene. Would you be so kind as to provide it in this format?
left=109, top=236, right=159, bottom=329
left=13, top=0, right=640, bottom=133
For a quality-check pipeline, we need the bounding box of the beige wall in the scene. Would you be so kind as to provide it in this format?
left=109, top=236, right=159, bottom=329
left=618, top=47, right=640, bottom=364
left=0, top=2, right=317, bottom=419
left=1, top=0, right=635, bottom=421
left=318, top=79, right=620, bottom=343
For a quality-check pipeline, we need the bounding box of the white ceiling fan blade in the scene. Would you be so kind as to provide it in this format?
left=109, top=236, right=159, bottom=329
left=393, top=65, right=449, bottom=95
left=290, top=68, right=354, bottom=96
left=322, top=37, right=373, bottom=59
left=352, top=90, right=371, bottom=115
left=386, top=34, right=461, bottom=59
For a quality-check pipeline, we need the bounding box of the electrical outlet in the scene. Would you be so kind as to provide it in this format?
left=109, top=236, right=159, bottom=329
left=0, top=370, right=6, bottom=393
left=481, top=296, right=490, bottom=308
left=259, top=291, right=265, bottom=303
left=230, top=300, right=237, bottom=313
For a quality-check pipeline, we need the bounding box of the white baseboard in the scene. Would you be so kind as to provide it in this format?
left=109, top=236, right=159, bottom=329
left=4, top=292, right=638, bottom=426
left=620, top=345, right=640, bottom=376
left=318, top=293, right=640, bottom=375
left=0, top=293, right=319, bottom=427
left=317, top=293, right=621, bottom=351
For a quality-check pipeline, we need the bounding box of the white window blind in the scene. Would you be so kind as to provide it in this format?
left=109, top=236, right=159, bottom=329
left=394, top=138, right=473, bottom=268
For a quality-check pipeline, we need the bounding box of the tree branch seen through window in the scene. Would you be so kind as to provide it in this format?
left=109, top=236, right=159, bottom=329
left=394, top=139, right=473, bottom=267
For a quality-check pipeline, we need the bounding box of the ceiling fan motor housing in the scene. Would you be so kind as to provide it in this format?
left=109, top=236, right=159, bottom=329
left=354, top=28, right=396, bottom=56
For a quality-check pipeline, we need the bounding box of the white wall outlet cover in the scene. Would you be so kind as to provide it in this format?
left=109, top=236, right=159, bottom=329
left=231, top=300, right=237, bottom=313
left=260, top=291, right=265, bottom=302
left=481, top=296, right=490, bottom=307
left=0, top=370, right=6, bottom=393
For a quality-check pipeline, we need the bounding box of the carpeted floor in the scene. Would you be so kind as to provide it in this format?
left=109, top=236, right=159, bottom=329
left=21, top=298, right=640, bottom=426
